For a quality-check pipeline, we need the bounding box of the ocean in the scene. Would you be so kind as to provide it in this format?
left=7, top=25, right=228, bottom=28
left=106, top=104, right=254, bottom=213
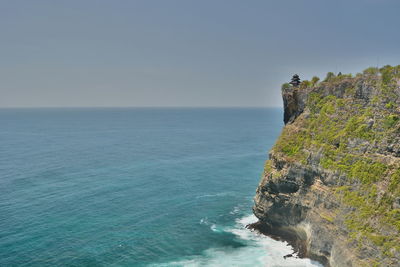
left=0, top=108, right=322, bottom=267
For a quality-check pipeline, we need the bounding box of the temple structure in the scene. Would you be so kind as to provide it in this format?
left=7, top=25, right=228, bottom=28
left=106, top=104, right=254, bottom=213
left=289, top=74, right=301, bottom=87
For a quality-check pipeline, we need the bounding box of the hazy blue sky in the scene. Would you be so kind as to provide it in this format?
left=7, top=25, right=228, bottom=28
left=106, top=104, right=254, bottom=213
left=1, top=0, right=399, bottom=107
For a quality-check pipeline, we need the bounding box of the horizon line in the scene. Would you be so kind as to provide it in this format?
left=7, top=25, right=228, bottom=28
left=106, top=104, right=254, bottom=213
left=0, top=105, right=283, bottom=109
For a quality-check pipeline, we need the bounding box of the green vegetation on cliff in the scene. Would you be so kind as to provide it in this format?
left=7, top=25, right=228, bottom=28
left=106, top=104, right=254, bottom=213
left=271, top=65, right=400, bottom=264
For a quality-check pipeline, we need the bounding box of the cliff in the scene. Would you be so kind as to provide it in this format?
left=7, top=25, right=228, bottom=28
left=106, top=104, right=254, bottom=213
left=253, top=66, right=400, bottom=266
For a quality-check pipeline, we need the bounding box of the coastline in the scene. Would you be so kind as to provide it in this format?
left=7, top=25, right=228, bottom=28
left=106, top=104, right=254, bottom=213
left=246, top=221, right=329, bottom=266
left=154, top=213, right=323, bottom=267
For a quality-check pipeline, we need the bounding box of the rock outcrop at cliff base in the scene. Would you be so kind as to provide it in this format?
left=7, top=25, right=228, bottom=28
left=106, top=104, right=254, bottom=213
left=253, top=66, right=400, bottom=267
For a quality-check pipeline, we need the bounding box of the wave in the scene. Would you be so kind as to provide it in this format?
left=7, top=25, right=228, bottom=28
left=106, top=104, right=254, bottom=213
left=151, top=214, right=322, bottom=267
left=229, top=205, right=241, bottom=215
left=199, top=217, right=221, bottom=233
left=195, top=192, right=232, bottom=199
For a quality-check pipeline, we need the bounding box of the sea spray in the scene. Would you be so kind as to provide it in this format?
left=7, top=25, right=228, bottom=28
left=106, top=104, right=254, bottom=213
left=153, top=214, right=322, bottom=267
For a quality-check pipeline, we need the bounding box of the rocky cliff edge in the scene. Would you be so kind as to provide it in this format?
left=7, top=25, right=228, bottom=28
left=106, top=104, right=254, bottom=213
left=253, top=66, right=400, bottom=267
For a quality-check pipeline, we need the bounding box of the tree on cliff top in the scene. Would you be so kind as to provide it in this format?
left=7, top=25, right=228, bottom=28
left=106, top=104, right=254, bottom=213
left=323, top=72, right=336, bottom=82
left=281, top=83, right=291, bottom=90
left=311, top=76, right=320, bottom=86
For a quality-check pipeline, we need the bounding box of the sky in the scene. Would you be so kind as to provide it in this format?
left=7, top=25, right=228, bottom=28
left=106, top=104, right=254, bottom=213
left=1, top=0, right=399, bottom=108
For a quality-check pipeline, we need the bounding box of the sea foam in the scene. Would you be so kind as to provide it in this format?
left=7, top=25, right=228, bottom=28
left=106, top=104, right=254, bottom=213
left=152, top=214, right=322, bottom=267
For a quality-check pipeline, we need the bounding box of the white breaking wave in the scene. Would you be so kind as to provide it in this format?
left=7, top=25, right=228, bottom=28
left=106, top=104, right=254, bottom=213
left=199, top=218, right=209, bottom=225
left=229, top=206, right=241, bottom=215
left=199, top=217, right=222, bottom=233
left=195, top=192, right=232, bottom=199
left=152, top=214, right=323, bottom=267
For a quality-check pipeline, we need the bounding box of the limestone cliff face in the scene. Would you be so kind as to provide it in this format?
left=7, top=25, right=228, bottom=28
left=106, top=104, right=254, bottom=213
left=253, top=67, right=400, bottom=267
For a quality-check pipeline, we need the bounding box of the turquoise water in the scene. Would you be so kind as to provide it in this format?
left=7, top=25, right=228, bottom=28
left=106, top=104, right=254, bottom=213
left=0, top=108, right=321, bottom=267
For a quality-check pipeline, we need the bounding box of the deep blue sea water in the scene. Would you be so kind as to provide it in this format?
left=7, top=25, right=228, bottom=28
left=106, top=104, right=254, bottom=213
left=0, top=108, right=322, bottom=267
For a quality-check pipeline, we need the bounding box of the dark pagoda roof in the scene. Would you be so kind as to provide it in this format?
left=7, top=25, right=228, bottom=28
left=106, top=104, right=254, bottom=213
left=289, top=74, right=301, bottom=86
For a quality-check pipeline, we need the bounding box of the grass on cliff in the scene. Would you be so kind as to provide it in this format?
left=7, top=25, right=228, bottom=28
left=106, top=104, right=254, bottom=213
left=272, top=65, right=400, bottom=261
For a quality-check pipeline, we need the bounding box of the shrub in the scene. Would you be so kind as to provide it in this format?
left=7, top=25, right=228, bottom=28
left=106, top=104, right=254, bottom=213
left=300, top=80, right=311, bottom=89
left=324, top=72, right=336, bottom=82
left=380, top=65, right=394, bottom=85
left=383, top=115, right=399, bottom=128
left=389, top=169, right=400, bottom=192
left=281, top=83, right=291, bottom=90
left=311, top=76, right=320, bottom=86
left=363, top=67, right=379, bottom=75
left=349, top=160, right=387, bottom=184
left=385, top=102, right=395, bottom=109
